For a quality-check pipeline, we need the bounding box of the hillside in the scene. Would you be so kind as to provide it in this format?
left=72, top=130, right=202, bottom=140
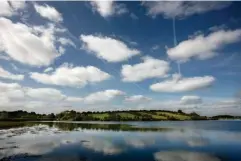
left=1, top=110, right=240, bottom=122
left=55, top=110, right=205, bottom=121
left=0, top=110, right=208, bottom=121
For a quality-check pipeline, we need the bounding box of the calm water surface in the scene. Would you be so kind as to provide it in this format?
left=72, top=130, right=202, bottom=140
left=0, top=121, right=241, bottom=161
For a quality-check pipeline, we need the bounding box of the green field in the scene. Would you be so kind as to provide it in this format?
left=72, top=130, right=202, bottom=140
left=2, top=110, right=238, bottom=122
left=155, top=112, right=192, bottom=120
left=60, top=110, right=201, bottom=121
left=89, top=113, right=110, bottom=119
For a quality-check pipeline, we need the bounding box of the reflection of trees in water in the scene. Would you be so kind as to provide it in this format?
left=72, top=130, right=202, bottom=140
left=2, top=123, right=241, bottom=161
left=31, top=122, right=173, bottom=132
left=0, top=154, right=88, bottom=161
left=38, top=155, right=88, bottom=161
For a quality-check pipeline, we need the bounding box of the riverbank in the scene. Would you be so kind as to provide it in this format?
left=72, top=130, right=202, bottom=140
left=1, top=110, right=240, bottom=122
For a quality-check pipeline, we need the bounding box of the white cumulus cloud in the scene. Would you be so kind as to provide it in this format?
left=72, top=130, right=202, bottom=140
left=66, top=89, right=126, bottom=103
left=121, top=56, right=170, bottom=82
left=0, top=81, right=68, bottom=102
left=0, top=80, right=240, bottom=115
left=84, top=89, right=125, bottom=104
left=180, top=96, right=202, bottom=104
left=80, top=34, right=140, bottom=62
left=0, top=1, right=26, bottom=17
left=143, top=1, right=231, bottom=19
left=66, top=97, right=83, bottom=102
left=30, top=64, right=111, bottom=87
left=0, top=81, right=128, bottom=112
left=150, top=74, right=215, bottom=92
left=125, top=95, right=152, bottom=102
left=90, top=1, right=128, bottom=18
left=26, top=88, right=66, bottom=101
left=167, top=29, right=241, bottom=62
left=0, top=81, right=25, bottom=100
left=0, top=81, right=80, bottom=111
left=0, top=18, right=62, bottom=66
left=0, top=1, right=14, bottom=17
left=0, top=66, right=24, bottom=80
left=34, top=3, right=63, bottom=22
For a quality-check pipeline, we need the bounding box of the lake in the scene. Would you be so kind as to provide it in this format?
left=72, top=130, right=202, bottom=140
left=0, top=121, right=241, bottom=161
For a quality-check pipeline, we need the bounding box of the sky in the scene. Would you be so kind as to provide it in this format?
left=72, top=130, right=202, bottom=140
left=0, top=1, right=241, bottom=116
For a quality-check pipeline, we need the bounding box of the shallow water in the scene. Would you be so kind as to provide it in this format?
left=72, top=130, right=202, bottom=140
left=0, top=121, right=241, bottom=161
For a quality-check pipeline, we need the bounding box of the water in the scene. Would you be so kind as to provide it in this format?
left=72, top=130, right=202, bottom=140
left=0, top=121, right=241, bottom=161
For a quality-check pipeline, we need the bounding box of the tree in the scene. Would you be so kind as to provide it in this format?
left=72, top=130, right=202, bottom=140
left=0, top=112, right=9, bottom=120
left=47, top=113, right=55, bottom=120
left=190, top=112, right=199, bottom=116
left=178, top=109, right=183, bottom=113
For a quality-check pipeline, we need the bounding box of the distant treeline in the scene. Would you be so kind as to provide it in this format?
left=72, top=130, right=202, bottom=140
left=0, top=110, right=240, bottom=121
left=0, top=110, right=55, bottom=121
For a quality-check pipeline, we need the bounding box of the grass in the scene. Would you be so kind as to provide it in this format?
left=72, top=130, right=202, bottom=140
left=1, top=110, right=208, bottom=122
left=117, top=112, right=136, bottom=119
left=85, top=111, right=192, bottom=121
left=0, top=121, right=27, bottom=129
left=0, top=121, right=174, bottom=132
left=155, top=112, right=191, bottom=120
left=90, top=113, right=110, bottom=119
left=138, top=112, right=168, bottom=120
left=89, top=112, right=139, bottom=120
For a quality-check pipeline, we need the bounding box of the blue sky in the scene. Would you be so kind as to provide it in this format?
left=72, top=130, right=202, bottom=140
left=0, top=1, right=241, bottom=115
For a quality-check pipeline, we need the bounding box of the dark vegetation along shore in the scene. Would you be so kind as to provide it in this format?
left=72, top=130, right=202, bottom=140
left=0, top=121, right=173, bottom=132
left=0, top=110, right=240, bottom=122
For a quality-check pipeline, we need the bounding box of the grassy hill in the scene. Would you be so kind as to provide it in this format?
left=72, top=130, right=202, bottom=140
left=1, top=110, right=240, bottom=122
left=54, top=110, right=206, bottom=121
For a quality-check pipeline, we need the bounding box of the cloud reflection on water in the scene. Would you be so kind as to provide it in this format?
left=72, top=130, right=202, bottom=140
left=154, top=151, right=220, bottom=161
left=0, top=121, right=241, bottom=161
